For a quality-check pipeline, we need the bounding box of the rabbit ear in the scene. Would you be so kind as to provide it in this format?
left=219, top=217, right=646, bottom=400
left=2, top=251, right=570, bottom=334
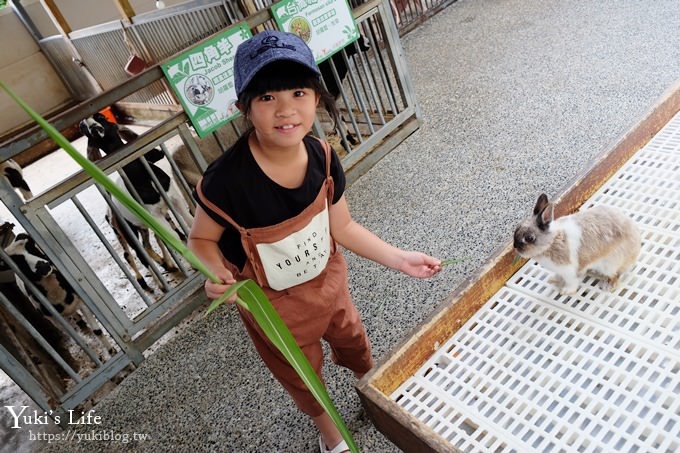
left=537, top=201, right=554, bottom=230
left=533, top=193, right=549, bottom=215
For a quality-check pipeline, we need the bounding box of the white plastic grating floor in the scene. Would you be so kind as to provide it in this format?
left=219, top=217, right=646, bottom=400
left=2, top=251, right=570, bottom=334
left=390, top=111, right=680, bottom=453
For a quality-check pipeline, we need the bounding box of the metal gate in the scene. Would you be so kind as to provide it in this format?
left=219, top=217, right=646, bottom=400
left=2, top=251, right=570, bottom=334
left=0, top=0, right=421, bottom=420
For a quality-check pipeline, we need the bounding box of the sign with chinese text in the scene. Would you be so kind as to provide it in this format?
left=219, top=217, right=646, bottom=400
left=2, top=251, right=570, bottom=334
left=271, top=0, right=359, bottom=63
left=161, top=24, right=252, bottom=138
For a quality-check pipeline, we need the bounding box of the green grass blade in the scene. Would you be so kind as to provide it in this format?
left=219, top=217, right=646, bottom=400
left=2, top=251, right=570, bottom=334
left=237, top=280, right=359, bottom=453
left=204, top=280, right=249, bottom=315
left=440, top=256, right=469, bottom=267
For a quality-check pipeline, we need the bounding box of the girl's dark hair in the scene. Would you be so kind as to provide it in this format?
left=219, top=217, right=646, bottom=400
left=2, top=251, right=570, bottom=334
left=237, top=60, right=340, bottom=128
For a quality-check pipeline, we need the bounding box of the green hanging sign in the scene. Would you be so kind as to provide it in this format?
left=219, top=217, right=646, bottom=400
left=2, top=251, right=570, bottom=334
left=271, top=0, right=360, bottom=63
left=161, top=24, right=252, bottom=138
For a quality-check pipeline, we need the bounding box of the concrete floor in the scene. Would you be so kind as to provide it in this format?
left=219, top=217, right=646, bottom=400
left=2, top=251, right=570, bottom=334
left=37, top=0, right=680, bottom=451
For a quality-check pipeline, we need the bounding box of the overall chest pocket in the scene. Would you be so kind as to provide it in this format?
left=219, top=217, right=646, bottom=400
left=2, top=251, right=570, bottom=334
left=254, top=203, right=331, bottom=291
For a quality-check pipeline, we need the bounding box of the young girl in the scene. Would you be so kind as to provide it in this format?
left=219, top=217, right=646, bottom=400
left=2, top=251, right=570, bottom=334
left=188, top=30, right=441, bottom=453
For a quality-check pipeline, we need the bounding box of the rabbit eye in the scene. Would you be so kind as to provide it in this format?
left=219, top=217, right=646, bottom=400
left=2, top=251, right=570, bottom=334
left=526, top=234, right=536, bottom=244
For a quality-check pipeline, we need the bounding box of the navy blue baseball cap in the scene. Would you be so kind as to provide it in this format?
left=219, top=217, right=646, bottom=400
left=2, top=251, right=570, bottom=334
left=234, top=30, right=321, bottom=98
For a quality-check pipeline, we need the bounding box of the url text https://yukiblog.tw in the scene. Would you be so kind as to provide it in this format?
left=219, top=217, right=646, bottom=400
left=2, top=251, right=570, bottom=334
left=29, top=429, right=151, bottom=444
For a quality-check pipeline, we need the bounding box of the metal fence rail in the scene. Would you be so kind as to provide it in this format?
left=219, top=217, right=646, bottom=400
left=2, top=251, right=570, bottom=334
left=0, top=109, right=209, bottom=417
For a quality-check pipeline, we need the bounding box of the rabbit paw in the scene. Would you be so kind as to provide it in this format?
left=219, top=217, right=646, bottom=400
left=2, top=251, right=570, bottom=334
left=560, top=285, right=579, bottom=296
left=600, top=274, right=620, bottom=292
left=559, top=276, right=580, bottom=295
left=548, top=275, right=565, bottom=288
left=549, top=274, right=579, bottom=295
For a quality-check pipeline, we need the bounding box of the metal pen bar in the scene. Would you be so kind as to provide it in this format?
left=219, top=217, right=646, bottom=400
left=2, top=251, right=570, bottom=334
left=0, top=291, right=81, bottom=382
left=367, top=19, right=400, bottom=114
left=135, top=158, right=192, bottom=277
left=0, top=248, right=103, bottom=366
left=160, top=142, right=196, bottom=215
left=0, top=344, right=60, bottom=416
left=355, top=32, right=389, bottom=126
left=339, top=46, right=377, bottom=137
left=98, top=182, right=171, bottom=293
left=70, top=194, right=155, bottom=307
left=177, top=123, right=210, bottom=176
left=332, top=50, right=366, bottom=143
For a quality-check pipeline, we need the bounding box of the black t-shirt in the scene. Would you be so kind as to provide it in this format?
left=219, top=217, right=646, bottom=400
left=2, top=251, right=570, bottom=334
left=194, top=134, right=346, bottom=270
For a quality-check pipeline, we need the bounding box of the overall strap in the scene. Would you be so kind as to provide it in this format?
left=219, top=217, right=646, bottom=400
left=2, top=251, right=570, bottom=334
left=195, top=177, right=246, bottom=234
left=316, top=138, right=335, bottom=204
left=317, top=137, right=332, bottom=178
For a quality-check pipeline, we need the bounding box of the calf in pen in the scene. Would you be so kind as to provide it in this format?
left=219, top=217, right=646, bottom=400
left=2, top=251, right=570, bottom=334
left=80, top=113, right=193, bottom=291
left=3, top=229, right=117, bottom=362
left=0, top=221, right=80, bottom=402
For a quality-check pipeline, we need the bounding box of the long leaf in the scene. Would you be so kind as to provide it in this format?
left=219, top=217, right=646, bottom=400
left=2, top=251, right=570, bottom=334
left=237, top=280, right=358, bottom=452
left=204, top=279, right=249, bottom=315
left=1, top=81, right=359, bottom=452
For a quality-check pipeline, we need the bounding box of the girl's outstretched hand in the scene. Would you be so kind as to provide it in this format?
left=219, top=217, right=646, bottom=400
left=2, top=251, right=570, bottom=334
left=397, top=251, right=442, bottom=278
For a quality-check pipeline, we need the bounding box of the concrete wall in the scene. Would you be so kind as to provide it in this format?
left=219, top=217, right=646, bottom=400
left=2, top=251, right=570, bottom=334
left=0, top=0, right=185, bottom=142
left=0, top=6, right=71, bottom=140
left=23, top=0, right=186, bottom=37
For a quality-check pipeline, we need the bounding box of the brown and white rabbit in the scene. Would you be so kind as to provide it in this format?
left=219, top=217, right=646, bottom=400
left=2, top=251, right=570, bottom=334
left=513, top=194, right=641, bottom=295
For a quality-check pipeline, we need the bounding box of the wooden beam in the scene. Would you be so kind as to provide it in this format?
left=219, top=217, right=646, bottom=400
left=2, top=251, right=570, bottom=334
left=112, top=0, right=136, bottom=24
left=39, top=0, right=71, bottom=37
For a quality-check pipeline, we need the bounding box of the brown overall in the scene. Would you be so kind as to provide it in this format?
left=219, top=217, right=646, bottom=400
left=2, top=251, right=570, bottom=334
left=197, top=140, right=373, bottom=416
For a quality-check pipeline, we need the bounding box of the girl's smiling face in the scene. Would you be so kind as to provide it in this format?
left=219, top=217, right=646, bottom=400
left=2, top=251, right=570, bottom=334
left=248, top=87, right=320, bottom=150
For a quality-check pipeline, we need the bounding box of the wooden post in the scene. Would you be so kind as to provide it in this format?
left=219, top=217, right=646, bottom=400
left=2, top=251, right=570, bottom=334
left=38, top=0, right=71, bottom=38
left=112, top=0, right=136, bottom=24
left=238, top=0, right=265, bottom=33
left=36, top=0, right=105, bottom=94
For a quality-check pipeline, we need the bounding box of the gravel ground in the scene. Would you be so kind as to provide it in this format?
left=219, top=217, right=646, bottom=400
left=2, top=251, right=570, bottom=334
left=31, top=0, right=680, bottom=452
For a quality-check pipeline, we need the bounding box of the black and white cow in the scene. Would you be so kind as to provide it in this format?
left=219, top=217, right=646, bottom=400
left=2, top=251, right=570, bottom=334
left=79, top=113, right=192, bottom=290
left=1, top=222, right=80, bottom=396
left=1, top=159, right=33, bottom=200
left=3, top=228, right=116, bottom=361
